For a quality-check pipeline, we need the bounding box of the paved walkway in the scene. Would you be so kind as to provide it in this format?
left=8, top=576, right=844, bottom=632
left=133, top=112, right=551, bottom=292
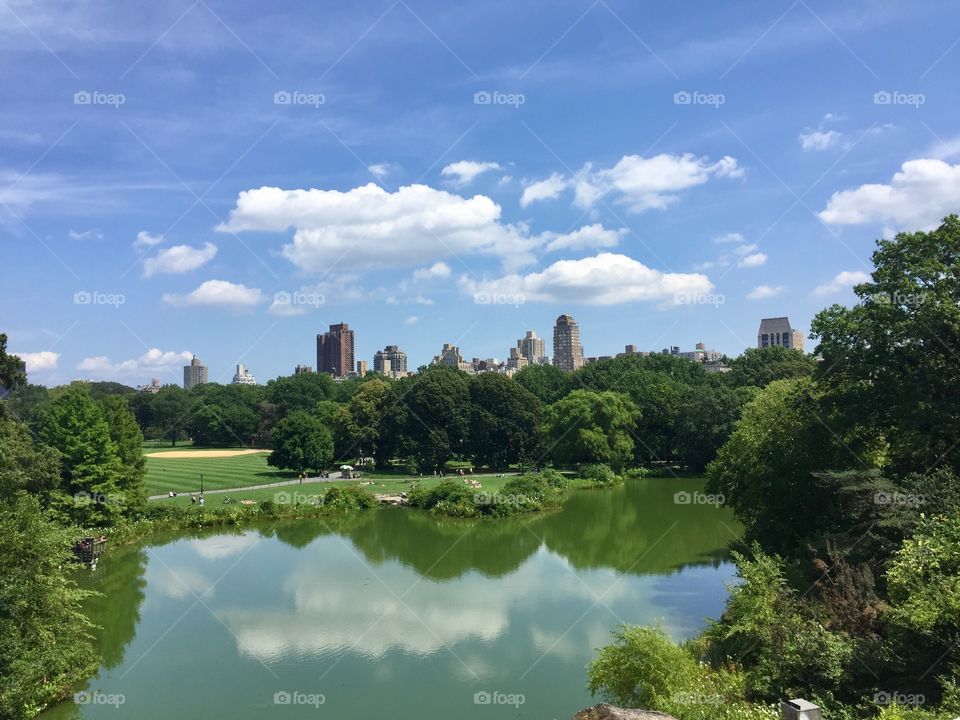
left=148, top=471, right=521, bottom=501
left=147, top=475, right=338, bottom=500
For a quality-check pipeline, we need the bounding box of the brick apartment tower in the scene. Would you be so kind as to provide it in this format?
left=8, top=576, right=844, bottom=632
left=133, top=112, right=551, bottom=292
left=316, top=323, right=355, bottom=378
left=552, top=314, right=584, bottom=371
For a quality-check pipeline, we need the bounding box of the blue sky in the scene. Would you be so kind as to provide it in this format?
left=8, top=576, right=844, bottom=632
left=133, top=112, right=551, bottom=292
left=3, top=0, right=960, bottom=386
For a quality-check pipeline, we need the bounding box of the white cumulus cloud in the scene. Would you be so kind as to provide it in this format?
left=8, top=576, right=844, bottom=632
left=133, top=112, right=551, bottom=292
left=747, top=285, right=785, bottom=300
left=542, top=223, right=626, bottom=252
left=367, top=163, right=390, bottom=178
left=144, top=242, right=217, bottom=277
left=520, top=172, right=568, bottom=207
left=572, top=153, right=744, bottom=212
left=441, top=160, right=501, bottom=186
left=412, top=261, right=452, bottom=280
left=462, top=253, right=713, bottom=306
left=799, top=129, right=842, bottom=151
left=134, top=230, right=164, bottom=249
left=738, top=252, right=767, bottom=268
left=14, top=351, right=60, bottom=372
left=819, top=159, right=960, bottom=230
left=813, top=270, right=871, bottom=296
left=77, top=348, right=192, bottom=381
left=162, top=280, right=266, bottom=309
left=219, top=183, right=538, bottom=273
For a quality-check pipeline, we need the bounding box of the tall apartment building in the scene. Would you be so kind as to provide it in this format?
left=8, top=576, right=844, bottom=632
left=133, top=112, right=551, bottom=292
left=232, top=364, right=257, bottom=385
left=316, top=322, right=355, bottom=378
left=515, top=330, right=548, bottom=365
left=758, top=317, right=805, bottom=351
left=294, top=364, right=313, bottom=374
left=433, top=343, right=471, bottom=372
left=183, top=356, right=208, bottom=389
left=374, top=345, right=408, bottom=374
left=552, top=314, right=584, bottom=372
left=356, top=360, right=368, bottom=376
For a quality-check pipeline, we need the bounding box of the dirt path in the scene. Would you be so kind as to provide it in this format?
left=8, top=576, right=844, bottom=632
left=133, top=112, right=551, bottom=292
left=145, top=449, right=270, bottom=459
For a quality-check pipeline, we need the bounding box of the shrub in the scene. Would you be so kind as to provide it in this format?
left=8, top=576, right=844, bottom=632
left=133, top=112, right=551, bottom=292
left=538, top=467, right=569, bottom=489
left=323, top=485, right=375, bottom=511
left=579, top=463, right=620, bottom=486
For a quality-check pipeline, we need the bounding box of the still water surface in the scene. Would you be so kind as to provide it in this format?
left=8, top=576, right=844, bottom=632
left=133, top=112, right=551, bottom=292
left=43, top=478, right=740, bottom=719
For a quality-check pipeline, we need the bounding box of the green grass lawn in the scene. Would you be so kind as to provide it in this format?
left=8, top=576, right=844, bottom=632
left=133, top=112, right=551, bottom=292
left=145, top=451, right=293, bottom=495
left=148, top=472, right=521, bottom=507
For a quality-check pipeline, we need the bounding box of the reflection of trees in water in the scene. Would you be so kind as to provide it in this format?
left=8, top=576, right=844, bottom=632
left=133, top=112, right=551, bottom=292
left=72, top=544, right=148, bottom=671
left=346, top=508, right=544, bottom=580
left=538, top=480, right=737, bottom=575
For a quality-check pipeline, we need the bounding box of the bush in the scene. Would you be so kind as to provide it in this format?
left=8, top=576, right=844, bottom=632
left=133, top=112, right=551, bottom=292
left=579, top=463, right=620, bottom=486
left=623, top=467, right=650, bottom=480
left=588, top=625, right=780, bottom=720
left=538, top=467, right=569, bottom=489
left=323, top=485, right=375, bottom=511
left=703, top=546, right=856, bottom=703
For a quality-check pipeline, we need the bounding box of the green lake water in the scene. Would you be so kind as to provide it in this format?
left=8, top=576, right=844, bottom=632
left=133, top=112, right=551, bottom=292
left=41, top=478, right=740, bottom=719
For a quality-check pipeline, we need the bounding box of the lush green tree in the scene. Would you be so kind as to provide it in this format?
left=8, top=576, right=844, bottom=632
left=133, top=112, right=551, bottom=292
left=0, top=333, right=26, bottom=393
left=36, top=385, right=126, bottom=523
left=468, top=373, right=542, bottom=470
left=99, top=396, right=146, bottom=508
left=811, top=215, right=960, bottom=476
left=149, top=385, right=194, bottom=445
left=0, top=412, right=61, bottom=501
left=707, top=378, right=866, bottom=555
left=542, top=389, right=640, bottom=470
left=265, top=372, right=335, bottom=417
left=336, top=378, right=391, bottom=463
left=514, top=363, right=571, bottom=404
left=728, top=347, right=818, bottom=388
left=0, top=494, right=99, bottom=720
left=396, top=365, right=471, bottom=471
left=675, top=384, right=757, bottom=471
left=268, top=410, right=334, bottom=474
left=3, top=383, right=49, bottom=426
left=887, top=515, right=960, bottom=696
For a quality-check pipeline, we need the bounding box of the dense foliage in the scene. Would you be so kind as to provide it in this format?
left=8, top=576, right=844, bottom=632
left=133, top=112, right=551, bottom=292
left=591, top=216, right=960, bottom=719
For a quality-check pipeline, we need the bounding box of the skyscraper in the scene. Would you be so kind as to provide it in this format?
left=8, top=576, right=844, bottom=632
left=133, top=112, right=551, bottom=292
left=183, top=356, right=208, bottom=389
left=552, top=315, right=584, bottom=372
left=515, top=330, right=548, bottom=365
left=374, top=345, right=408, bottom=374
left=316, top=323, right=355, bottom=378
left=757, top=317, right=805, bottom=351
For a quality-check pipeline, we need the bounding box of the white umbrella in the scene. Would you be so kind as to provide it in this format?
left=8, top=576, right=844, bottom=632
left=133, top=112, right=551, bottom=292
left=340, top=464, right=354, bottom=470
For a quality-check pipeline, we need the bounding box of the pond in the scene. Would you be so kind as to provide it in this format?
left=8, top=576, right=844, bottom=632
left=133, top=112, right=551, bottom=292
left=42, top=478, right=740, bottom=719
